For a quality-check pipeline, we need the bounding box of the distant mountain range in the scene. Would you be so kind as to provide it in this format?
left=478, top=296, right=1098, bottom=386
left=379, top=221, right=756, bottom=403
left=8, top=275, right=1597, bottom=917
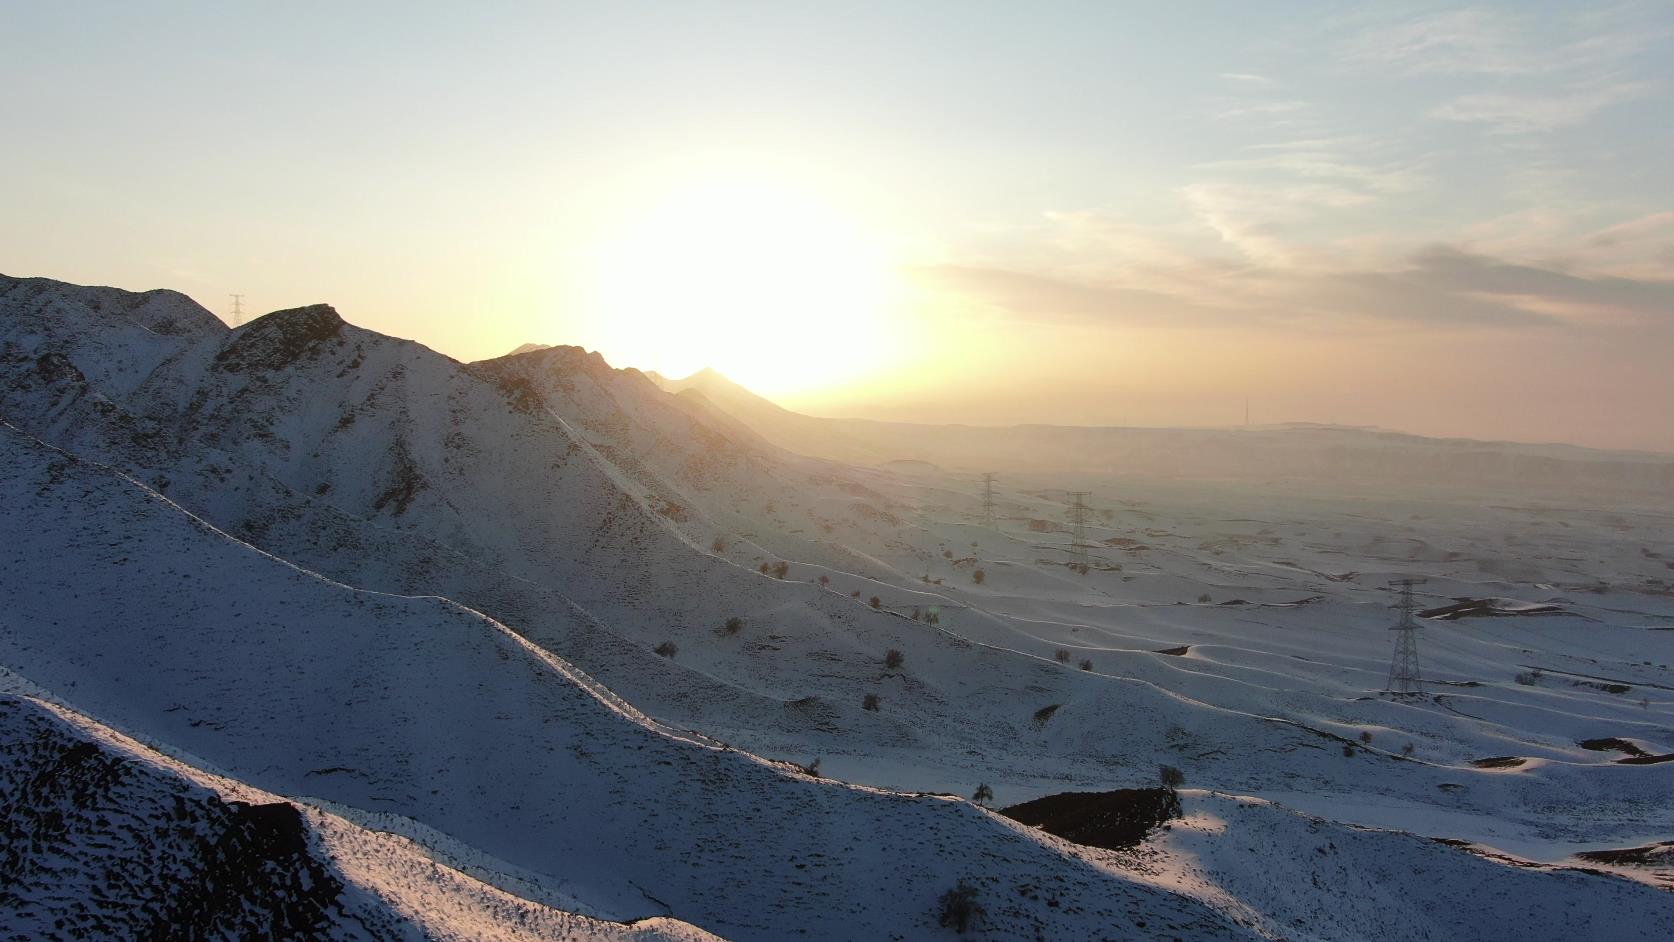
left=644, top=364, right=1674, bottom=494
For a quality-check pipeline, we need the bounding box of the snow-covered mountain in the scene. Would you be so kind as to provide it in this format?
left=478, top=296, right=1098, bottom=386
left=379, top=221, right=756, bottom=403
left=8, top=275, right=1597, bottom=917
left=4, top=273, right=1673, bottom=939
left=1, top=695, right=721, bottom=942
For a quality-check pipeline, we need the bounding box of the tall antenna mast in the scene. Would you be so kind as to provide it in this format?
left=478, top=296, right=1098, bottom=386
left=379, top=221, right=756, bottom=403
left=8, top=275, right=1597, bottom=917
left=980, top=473, right=996, bottom=528
left=1067, top=491, right=1091, bottom=569
left=229, top=293, right=245, bottom=327
left=1386, top=578, right=1428, bottom=696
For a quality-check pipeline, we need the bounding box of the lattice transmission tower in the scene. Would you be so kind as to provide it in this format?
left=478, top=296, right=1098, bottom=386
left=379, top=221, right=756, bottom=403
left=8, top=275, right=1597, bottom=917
left=229, top=293, right=245, bottom=327
left=1385, top=577, right=1428, bottom=696
left=1066, top=491, right=1092, bottom=568
left=980, top=472, right=996, bottom=528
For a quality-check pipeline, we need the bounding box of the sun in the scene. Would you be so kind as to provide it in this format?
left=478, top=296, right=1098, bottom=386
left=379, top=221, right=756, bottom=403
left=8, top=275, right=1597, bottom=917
left=580, top=176, right=903, bottom=398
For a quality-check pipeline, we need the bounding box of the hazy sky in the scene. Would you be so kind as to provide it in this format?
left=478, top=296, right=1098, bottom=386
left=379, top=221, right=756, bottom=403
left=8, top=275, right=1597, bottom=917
left=4, top=2, right=1672, bottom=451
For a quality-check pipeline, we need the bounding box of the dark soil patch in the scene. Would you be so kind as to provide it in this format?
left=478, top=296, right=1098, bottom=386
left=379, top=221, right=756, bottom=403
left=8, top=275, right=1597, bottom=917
left=1575, top=842, right=1674, bottom=867
left=1000, top=788, right=1182, bottom=851
left=1579, top=737, right=1650, bottom=757
left=1420, top=598, right=1564, bottom=620
left=1155, top=646, right=1191, bottom=656
left=1471, top=756, right=1526, bottom=769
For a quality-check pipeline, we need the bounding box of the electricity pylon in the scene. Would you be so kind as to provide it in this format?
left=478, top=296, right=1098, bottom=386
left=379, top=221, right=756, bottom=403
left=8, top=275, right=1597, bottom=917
left=229, top=293, right=245, bottom=326
left=1386, top=578, right=1428, bottom=696
left=1067, top=491, right=1092, bottom=568
left=980, top=473, right=996, bottom=528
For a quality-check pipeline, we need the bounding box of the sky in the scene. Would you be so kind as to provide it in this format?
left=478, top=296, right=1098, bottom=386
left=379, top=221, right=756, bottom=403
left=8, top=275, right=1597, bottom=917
left=3, top=1, right=1672, bottom=451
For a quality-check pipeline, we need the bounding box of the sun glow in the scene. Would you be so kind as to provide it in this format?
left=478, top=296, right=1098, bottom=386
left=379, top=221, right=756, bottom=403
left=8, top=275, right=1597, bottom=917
left=581, top=177, right=904, bottom=398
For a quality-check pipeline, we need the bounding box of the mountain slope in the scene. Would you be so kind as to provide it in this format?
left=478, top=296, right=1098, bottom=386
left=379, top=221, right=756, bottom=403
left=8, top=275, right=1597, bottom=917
left=0, top=695, right=720, bottom=942
left=0, top=424, right=1258, bottom=941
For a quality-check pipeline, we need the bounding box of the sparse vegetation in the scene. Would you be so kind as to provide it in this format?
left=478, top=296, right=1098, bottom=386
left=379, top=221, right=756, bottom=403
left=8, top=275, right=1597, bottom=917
left=936, top=881, right=985, bottom=934
left=818, top=574, right=830, bottom=586
left=1078, top=659, right=1093, bottom=671
left=1031, top=703, right=1061, bottom=728
left=884, top=648, right=904, bottom=670
left=971, top=783, right=993, bottom=805
left=870, top=595, right=882, bottom=609
left=759, top=562, right=771, bottom=575
left=972, top=568, right=986, bottom=585
left=1159, top=764, right=1185, bottom=789
left=1054, top=649, right=1071, bottom=663
left=711, top=537, right=726, bottom=553
left=802, top=757, right=821, bottom=778
left=1342, top=742, right=1356, bottom=757
left=771, top=561, right=789, bottom=579
left=1515, top=670, right=1542, bottom=686
left=654, top=641, right=677, bottom=658
left=1197, top=593, right=1212, bottom=603
left=1359, top=730, right=1374, bottom=744
left=723, top=616, right=743, bottom=635
left=863, top=693, right=880, bottom=711
left=1402, top=742, right=1416, bottom=756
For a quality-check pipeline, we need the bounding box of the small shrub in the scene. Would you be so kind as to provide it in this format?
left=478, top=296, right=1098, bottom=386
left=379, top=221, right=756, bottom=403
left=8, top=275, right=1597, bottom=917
left=1197, top=593, right=1212, bottom=603
left=851, top=590, right=861, bottom=598
left=711, top=537, right=727, bottom=553
left=884, top=648, right=904, bottom=670
left=971, top=783, right=993, bottom=805
left=870, top=595, right=882, bottom=609
left=1402, top=742, right=1415, bottom=756
left=1359, top=730, right=1373, bottom=744
left=936, top=881, right=985, bottom=934
left=1514, top=670, right=1541, bottom=686
left=943, top=549, right=953, bottom=558
left=803, top=758, right=821, bottom=778
left=1159, top=764, right=1185, bottom=789
left=723, top=616, right=743, bottom=635
left=819, top=574, right=830, bottom=586
left=1031, top=703, right=1061, bottom=728
left=654, top=641, right=678, bottom=658
left=771, top=561, right=789, bottom=579
left=973, top=569, right=986, bottom=585
left=759, top=562, right=772, bottom=575
left=1054, top=649, right=1071, bottom=663
left=863, top=693, right=880, bottom=711
left=1342, top=743, right=1356, bottom=757
left=1079, top=659, right=1093, bottom=671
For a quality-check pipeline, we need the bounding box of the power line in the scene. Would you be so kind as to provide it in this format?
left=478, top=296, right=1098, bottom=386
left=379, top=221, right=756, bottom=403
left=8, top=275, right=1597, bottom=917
left=229, top=293, right=245, bottom=327
left=1386, top=577, right=1428, bottom=696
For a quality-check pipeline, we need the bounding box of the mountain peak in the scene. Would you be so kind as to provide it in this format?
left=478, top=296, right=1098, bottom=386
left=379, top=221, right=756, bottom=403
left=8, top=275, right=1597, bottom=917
left=213, top=304, right=344, bottom=373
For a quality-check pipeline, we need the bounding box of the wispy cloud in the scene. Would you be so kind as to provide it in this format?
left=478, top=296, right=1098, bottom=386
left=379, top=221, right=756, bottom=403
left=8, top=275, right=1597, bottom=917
left=1213, top=98, right=1309, bottom=120
left=1431, top=79, right=1655, bottom=133
left=1337, top=7, right=1664, bottom=77
left=1338, top=9, right=1530, bottom=76
left=1218, top=72, right=1277, bottom=87
left=915, top=244, right=1674, bottom=336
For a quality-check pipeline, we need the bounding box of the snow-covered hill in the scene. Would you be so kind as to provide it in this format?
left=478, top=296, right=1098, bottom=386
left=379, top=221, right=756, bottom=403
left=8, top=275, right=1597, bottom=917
left=4, top=273, right=1673, bottom=939
left=0, top=425, right=1261, bottom=940
left=0, top=695, right=721, bottom=942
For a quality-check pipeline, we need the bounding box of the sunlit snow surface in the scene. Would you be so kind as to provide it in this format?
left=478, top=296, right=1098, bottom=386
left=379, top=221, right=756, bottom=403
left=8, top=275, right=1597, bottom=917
left=3, top=273, right=1673, bottom=939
